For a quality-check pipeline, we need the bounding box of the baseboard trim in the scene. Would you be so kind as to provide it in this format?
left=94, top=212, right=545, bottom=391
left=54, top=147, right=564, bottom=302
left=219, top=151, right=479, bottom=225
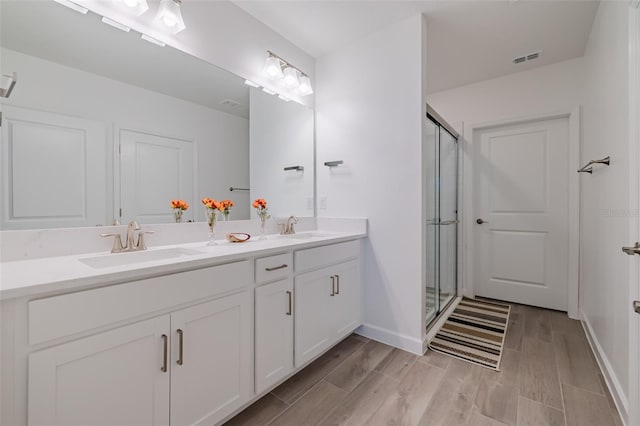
left=355, top=323, right=423, bottom=355
left=581, top=313, right=629, bottom=425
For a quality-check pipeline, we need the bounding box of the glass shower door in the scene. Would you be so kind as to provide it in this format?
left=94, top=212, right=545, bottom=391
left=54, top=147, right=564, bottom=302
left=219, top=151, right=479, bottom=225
left=438, top=129, right=458, bottom=310
left=424, top=118, right=439, bottom=324
left=424, top=115, right=458, bottom=329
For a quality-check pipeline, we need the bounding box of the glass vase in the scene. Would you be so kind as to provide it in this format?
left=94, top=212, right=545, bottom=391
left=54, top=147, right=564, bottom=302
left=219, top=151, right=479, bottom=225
left=259, top=216, right=267, bottom=240
left=206, top=211, right=217, bottom=246
left=173, top=209, right=183, bottom=223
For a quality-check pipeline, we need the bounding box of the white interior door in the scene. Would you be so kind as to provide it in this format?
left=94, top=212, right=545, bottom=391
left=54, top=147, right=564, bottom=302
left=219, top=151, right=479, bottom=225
left=120, top=129, right=193, bottom=224
left=0, top=105, right=106, bottom=229
left=474, top=117, right=570, bottom=310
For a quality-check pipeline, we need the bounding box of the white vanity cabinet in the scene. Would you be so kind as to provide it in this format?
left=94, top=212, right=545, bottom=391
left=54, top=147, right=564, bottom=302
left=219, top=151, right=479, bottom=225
left=170, top=292, right=252, bottom=426
left=25, top=262, right=252, bottom=426
left=255, top=278, right=294, bottom=393
left=28, top=316, right=171, bottom=426
left=293, top=241, right=361, bottom=367
left=1, top=232, right=366, bottom=426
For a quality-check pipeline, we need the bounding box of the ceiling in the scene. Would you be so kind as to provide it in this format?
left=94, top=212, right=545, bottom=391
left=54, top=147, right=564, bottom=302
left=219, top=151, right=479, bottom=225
left=1, top=1, right=249, bottom=118
left=233, top=0, right=600, bottom=93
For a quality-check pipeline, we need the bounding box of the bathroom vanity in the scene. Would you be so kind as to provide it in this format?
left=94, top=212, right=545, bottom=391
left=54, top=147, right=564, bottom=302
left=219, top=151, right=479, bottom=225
left=0, top=227, right=366, bottom=425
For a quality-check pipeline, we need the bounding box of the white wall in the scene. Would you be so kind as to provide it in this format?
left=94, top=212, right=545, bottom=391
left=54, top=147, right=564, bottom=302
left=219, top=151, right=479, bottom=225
left=316, top=14, right=427, bottom=352
left=81, top=0, right=315, bottom=107
left=428, top=57, right=585, bottom=126
left=580, top=2, right=630, bottom=419
left=2, top=48, right=250, bottom=222
left=250, top=88, right=314, bottom=219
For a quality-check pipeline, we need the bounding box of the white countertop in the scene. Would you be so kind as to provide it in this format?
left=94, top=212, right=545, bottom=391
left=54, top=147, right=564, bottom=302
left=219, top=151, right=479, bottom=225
left=0, top=230, right=366, bottom=301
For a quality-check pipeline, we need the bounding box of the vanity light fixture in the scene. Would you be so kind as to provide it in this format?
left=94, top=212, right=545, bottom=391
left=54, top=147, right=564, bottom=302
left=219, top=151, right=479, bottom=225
left=262, top=87, right=277, bottom=95
left=263, top=51, right=313, bottom=96
left=244, top=80, right=260, bottom=88
left=155, top=0, right=186, bottom=34
left=141, top=34, right=166, bottom=47
left=53, top=0, right=88, bottom=14
left=114, top=0, right=149, bottom=16
left=101, top=17, right=131, bottom=32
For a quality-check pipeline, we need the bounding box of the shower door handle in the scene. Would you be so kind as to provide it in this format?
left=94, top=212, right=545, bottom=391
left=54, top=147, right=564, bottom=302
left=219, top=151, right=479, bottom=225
left=476, top=218, right=488, bottom=225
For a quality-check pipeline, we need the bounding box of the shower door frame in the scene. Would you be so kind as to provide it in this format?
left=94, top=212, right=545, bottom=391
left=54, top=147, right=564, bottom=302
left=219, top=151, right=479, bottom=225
left=422, top=106, right=460, bottom=332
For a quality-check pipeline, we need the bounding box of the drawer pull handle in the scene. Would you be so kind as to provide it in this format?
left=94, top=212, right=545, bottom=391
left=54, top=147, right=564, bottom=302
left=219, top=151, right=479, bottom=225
left=336, top=275, right=340, bottom=295
left=161, top=334, right=168, bottom=373
left=330, top=276, right=336, bottom=296
left=286, top=291, right=292, bottom=315
left=177, top=329, right=184, bottom=366
left=266, top=264, right=288, bottom=272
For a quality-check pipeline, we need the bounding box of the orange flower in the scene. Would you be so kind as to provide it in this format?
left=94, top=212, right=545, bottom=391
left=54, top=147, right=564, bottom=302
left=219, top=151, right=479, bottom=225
left=170, top=199, right=189, bottom=210
left=202, top=197, right=222, bottom=210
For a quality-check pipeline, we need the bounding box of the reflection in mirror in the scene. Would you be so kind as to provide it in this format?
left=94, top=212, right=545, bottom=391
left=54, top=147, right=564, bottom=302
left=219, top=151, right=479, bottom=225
left=250, top=88, right=314, bottom=219
left=0, top=1, right=314, bottom=230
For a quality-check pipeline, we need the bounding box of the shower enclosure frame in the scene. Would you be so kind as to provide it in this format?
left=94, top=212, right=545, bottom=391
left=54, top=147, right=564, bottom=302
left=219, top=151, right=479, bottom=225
left=423, top=104, right=460, bottom=332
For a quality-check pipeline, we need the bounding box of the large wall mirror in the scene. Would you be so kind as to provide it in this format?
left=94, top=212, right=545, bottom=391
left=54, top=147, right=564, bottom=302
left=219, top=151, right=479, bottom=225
left=0, top=1, right=314, bottom=230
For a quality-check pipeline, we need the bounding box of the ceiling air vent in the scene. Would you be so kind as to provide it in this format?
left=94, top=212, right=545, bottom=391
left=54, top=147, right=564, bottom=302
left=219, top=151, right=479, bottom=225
left=513, top=50, right=542, bottom=65
left=220, top=99, right=240, bottom=108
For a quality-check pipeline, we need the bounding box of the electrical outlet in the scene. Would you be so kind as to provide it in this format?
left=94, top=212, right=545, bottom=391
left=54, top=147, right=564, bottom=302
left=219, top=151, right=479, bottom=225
left=306, top=197, right=313, bottom=210
left=320, top=196, right=327, bottom=210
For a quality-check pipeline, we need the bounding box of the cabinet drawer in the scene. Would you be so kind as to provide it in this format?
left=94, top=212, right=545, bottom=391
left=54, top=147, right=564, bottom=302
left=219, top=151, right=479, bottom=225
left=255, top=252, right=292, bottom=284
left=28, top=260, right=250, bottom=345
left=295, top=240, right=360, bottom=273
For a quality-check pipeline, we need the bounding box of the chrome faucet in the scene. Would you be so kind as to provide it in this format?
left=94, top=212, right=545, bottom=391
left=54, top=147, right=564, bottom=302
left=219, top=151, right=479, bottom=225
left=280, top=216, right=298, bottom=235
left=101, top=221, right=154, bottom=253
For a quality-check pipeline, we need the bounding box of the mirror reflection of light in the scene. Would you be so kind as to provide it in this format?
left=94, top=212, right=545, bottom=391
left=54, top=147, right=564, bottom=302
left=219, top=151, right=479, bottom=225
left=155, top=0, right=186, bottom=34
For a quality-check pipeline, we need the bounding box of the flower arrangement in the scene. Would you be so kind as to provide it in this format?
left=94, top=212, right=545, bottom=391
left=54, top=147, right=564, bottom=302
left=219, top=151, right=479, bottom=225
left=170, top=199, right=189, bottom=223
left=253, top=198, right=271, bottom=239
left=252, top=198, right=270, bottom=220
left=219, top=199, right=234, bottom=221
left=202, top=197, right=221, bottom=226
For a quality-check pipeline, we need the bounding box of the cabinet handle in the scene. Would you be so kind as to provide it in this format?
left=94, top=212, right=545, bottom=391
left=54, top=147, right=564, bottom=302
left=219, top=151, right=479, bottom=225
left=286, top=290, right=292, bottom=315
left=177, top=329, right=184, bottom=366
left=161, top=334, right=168, bottom=373
left=330, top=276, right=336, bottom=296
left=335, top=275, right=340, bottom=295
left=266, top=264, right=288, bottom=271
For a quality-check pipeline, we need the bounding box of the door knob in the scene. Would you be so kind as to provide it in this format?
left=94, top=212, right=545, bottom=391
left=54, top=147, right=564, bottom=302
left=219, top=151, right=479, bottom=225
left=622, top=242, right=640, bottom=255
left=634, top=301, right=640, bottom=314
left=476, top=218, right=488, bottom=225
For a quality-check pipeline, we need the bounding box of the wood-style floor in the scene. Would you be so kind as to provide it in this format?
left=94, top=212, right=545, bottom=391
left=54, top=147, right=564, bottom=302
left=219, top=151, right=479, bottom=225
left=225, top=302, right=623, bottom=426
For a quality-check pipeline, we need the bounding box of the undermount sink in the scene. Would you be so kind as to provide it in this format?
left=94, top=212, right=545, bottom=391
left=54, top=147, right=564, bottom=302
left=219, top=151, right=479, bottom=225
left=278, top=232, right=331, bottom=240
left=79, top=248, right=205, bottom=269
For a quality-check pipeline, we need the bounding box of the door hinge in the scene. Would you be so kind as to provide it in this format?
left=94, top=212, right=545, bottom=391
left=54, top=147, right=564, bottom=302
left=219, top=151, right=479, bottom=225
left=119, top=208, right=122, bottom=217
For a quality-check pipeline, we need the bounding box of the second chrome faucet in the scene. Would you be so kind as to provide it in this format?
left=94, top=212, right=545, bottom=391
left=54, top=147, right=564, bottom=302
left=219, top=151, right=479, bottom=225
left=101, top=221, right=154, bottom=253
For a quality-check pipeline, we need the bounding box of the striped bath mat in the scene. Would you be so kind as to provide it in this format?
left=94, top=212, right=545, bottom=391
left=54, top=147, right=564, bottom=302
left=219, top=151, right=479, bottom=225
left=428, top=298, right=511, bottom=370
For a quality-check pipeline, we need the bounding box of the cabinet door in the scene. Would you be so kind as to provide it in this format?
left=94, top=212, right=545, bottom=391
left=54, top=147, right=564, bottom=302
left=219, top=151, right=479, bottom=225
left=331, top=260, right=362, bottom=338
left=255, top=279, right=294, bottom=394
left=28, top=316, right=170, bottom=426
left=294, top=269, right=334, bottom=367
left=170, top=291, right=252, bottom=426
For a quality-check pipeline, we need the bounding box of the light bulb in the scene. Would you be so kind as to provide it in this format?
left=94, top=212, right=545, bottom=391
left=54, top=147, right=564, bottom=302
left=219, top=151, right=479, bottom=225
left=155, top=0, right=186, bottom=34
left=298, top=75, right=313, bottom=96
left=114, top=0, right=149, bottom=16
left=163, top=14, right=176, bottom=27
left=264, top=56, right=283, bottom=79
left=283, top=67, right=299, bottom=89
